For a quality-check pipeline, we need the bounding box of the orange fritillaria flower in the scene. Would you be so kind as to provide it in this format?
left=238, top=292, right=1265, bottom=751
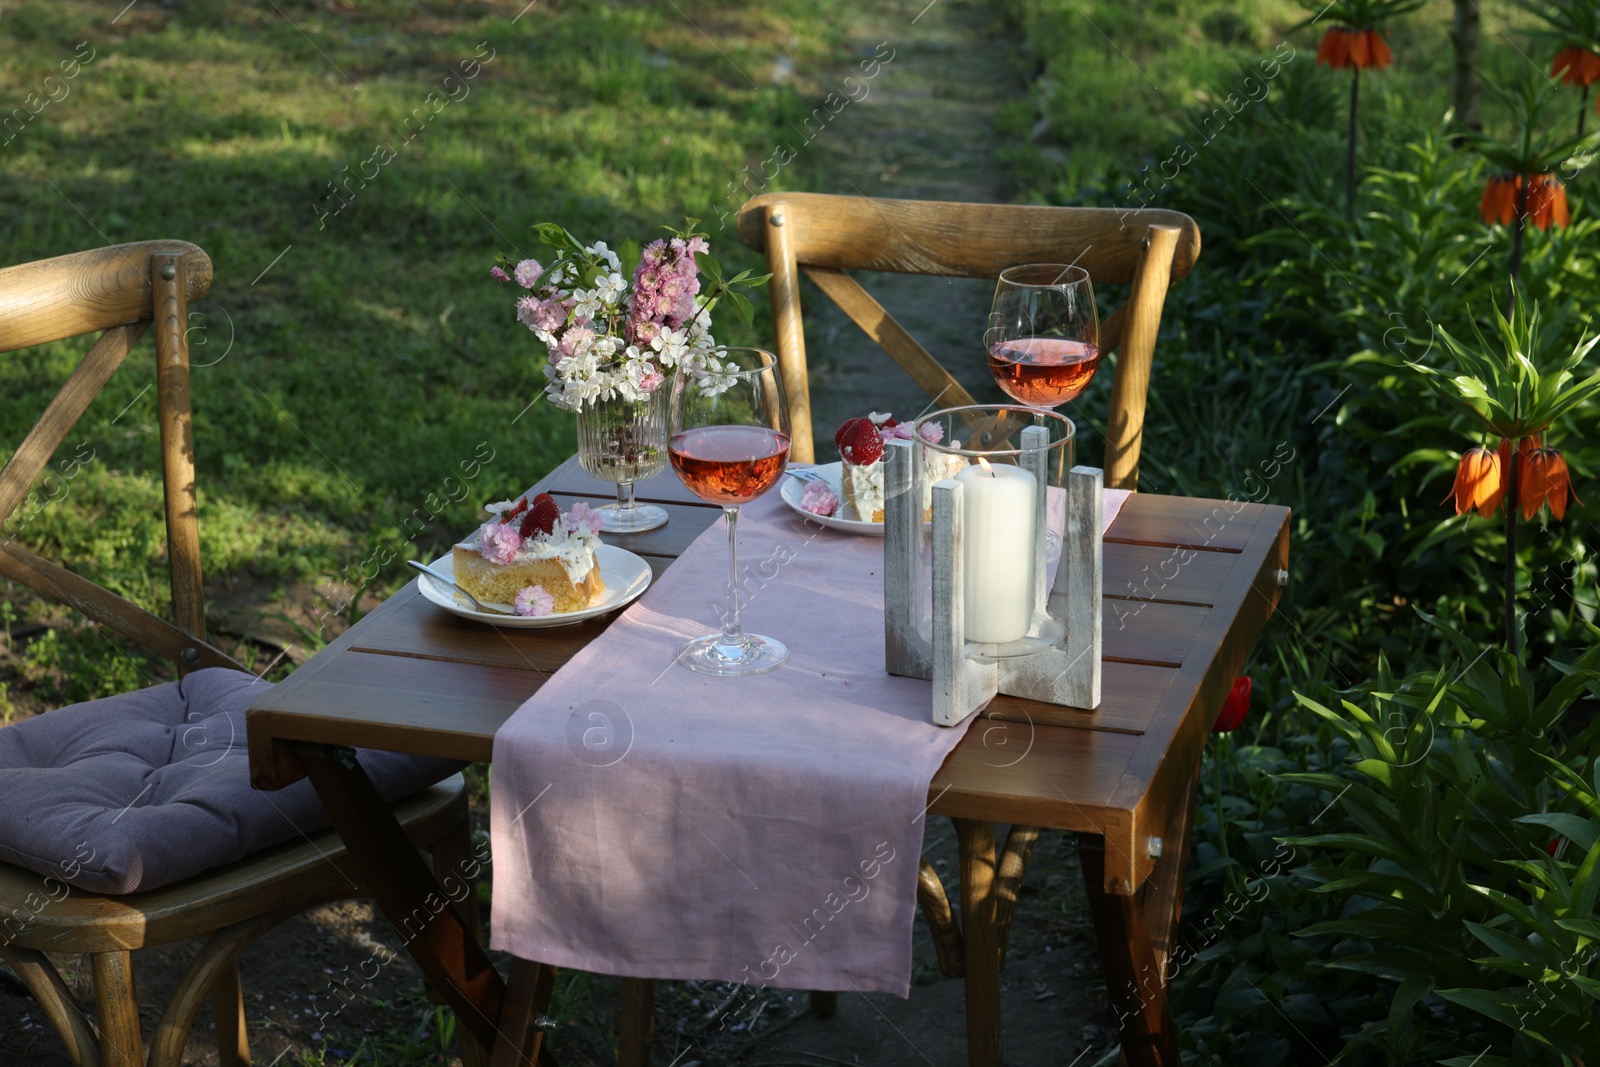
left=1526, top=174, right=1571, bottom=230
left=1480, top=175, right=1520, bottom=226
left=1553, top=45, right=1600, bottom=88
left=1480, top=176, right=1569, bottom=229
left=1316, top=28, right=1393, bottom=70
left=1498, top=434, right=1541, bottom=488
left=1445, top=446, right=1504, bottom=518
left=1520, top=448, right=1582, bottom=521
left=1367, top=30, right=1393, bottom=69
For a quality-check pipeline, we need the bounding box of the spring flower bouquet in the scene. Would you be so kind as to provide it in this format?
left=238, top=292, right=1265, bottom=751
left=493, top=220, right=768, bottom=411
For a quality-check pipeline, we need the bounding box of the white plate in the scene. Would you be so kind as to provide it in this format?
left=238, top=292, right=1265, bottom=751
left=778, top=461, right=885, bottom=536
left=415, top=545, right=653, bottom=627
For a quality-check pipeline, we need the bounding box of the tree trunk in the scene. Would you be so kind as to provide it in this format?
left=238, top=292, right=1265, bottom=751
left=1450, top=0, right=1482, bottom=133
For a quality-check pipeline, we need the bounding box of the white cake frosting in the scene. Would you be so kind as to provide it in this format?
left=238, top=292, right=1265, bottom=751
left=842, top=446, right=966, bottom=521
left=462, top=499, right=601, bottom=584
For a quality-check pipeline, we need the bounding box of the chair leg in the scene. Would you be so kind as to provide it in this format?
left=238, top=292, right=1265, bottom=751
left=618, top=977, right=654, bottom=1067
left=955, top=818, right=1004, bottom=1067
left=429, top=813, right=491, bottom=1067
left=808, top=990, right=837, bottom=1018
left=148, top=909, right=288, bottom=1067
left=91, top=950, right=144, bottom=1067
left=212, top=960, right=250, bottom=1067
left=0, top=945, right=101, bottom=1065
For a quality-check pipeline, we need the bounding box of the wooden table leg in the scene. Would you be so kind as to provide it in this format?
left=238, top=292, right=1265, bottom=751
left=1079, top=834, right=1178, bottom=1067
left=491, top=958, right=559, bottom=1067
left=955, top=818, right=1004, bottom=1067
left=1142, top=765, right=1201, bottom=985
left=294, top=744, right=552, bottom=1063
left=618, top=977, right=655, bottom=1067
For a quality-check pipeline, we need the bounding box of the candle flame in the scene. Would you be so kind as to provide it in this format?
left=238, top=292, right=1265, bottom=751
left=977, top=457, right=995, bottom=477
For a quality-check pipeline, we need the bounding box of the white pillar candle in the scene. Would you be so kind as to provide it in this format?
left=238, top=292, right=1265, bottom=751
left=956, top=460, right=1037, bottom=643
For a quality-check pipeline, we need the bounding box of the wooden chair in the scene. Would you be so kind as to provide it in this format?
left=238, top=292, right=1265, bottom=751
left=733, top=194, right=1202, bottom=1056
left=0, top=242, right=482, bottom=1067
left=734, top=192, right=1201, bottom=490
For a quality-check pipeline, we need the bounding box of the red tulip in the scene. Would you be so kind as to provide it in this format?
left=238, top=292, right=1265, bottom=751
left=1212, top=676, right=1253, bottom=734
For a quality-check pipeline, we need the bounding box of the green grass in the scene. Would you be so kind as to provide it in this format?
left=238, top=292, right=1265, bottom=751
left=0, top=0, right=849, bottom=635
left=1000, top=0, right=1553, bottom=197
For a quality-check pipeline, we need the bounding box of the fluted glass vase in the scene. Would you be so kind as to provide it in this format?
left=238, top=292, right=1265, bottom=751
left=575, top=388, right=670, bottom=533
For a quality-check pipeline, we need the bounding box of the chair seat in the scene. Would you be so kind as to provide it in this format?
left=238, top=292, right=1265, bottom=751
left=0, top=668, right=463, bottom=896
left=0, top=773, right=468, bottom=953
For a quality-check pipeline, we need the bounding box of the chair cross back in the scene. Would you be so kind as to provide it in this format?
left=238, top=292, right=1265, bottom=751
left=0, top=241, right=242, bottom=672
left=735, top=192, right=1201, bottom=489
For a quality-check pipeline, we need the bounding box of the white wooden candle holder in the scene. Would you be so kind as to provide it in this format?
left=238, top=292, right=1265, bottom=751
left=883, top=432, right=1102, bottom=728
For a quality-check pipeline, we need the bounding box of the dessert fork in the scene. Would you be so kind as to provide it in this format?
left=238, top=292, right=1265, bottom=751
left=406, top=560, right=512, bottom=616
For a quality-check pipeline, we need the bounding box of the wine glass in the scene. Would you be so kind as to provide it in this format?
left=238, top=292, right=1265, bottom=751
left=575, top=389, right=670, bottom=533
left=667, top=347, right=792, bottom=676
left=986, top=264, right=1097, bottom=560
left=986, top=263, right=1100, bottom=410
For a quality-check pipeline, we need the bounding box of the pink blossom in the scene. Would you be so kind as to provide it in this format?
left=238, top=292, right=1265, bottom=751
left=631, top=319, right=661, bottom=346
left=917, top=422, right=944, bottom=444
left=558, top=325, right=595, bottom=359
left=685, top=235, right=709, bottom=256
left=531, top=298, right=565, bottom=333
left=477, top=521, right=522, bottom=564
left=800, top=481, right=839, bottom=517
left=514, top=586, right=556, bottom=617
left=516, top=296, right=541, bottom=330
left=639, top=367, right=665, bottom=393
left=566, top=502, right=605, bottom=536
left=514, top=259, right=544, bottom=288
left=490, top=265, right=510, bottom=282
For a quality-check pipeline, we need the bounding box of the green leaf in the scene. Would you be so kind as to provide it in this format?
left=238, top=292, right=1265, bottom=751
left=1517, top=813, right=1600, bottom=853
left=1387, top=972, right=1432, bottom=1046
left=695, top=250, right=724, bottom=283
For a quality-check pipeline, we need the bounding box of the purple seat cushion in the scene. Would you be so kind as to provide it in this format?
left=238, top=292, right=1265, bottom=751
left=0, top=667, right=463, bottom=895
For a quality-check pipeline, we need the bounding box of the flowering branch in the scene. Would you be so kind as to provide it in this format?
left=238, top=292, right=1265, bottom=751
left=492, top=220, right=768, bottom=412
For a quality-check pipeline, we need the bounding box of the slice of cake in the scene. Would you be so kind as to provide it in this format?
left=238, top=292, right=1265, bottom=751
left=835, top=412, right=965, bottom=522
left=836, top=416, right=888, bottom=522
left=451, top=493, right=605, bottom=615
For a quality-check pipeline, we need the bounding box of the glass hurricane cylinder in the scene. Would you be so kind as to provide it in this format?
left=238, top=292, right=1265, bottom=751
left=909, top=404, right=1074, bottom=660
left=575, top=388, right=670, bottom=533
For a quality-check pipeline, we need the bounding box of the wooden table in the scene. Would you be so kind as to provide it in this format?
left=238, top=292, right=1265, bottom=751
left=246, top=457, right=1289, bottom=1067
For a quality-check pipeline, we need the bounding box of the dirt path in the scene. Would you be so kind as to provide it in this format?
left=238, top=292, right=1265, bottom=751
left=575, top=2, right=1119, bottom=1066
left=791, top=0, right=1019, bottom=448
left=0, top=3, right=1119, bottom=1065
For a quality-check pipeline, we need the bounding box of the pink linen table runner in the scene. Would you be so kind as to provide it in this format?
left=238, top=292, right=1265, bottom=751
left=490, top=486, right=1130, bottom=996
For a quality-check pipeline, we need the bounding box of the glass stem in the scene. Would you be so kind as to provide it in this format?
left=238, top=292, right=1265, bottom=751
left=616, top=480, right=636, bottom=513
left=722, top=506, right=744, bottom=645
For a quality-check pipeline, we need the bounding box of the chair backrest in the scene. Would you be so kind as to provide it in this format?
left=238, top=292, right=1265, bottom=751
left=735, top=193, right=1201, bottom=489
left=0, top=241, right=243, bottom=673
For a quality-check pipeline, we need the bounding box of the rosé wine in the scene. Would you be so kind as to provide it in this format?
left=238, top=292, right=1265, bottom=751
left=669, top=425, right=791, bottom=506
left=987, top=337, right=1102, bottom=407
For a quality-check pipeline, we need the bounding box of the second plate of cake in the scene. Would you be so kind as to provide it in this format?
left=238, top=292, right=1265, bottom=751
left=415, top=546, right=654, bottom=627
left=779, top=463, right=885, bottom=536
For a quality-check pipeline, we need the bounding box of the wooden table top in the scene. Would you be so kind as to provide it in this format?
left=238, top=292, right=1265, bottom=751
left=247, top=456, right=1289, bottom=896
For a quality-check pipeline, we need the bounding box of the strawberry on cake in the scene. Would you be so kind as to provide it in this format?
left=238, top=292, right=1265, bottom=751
left=833, top=412, right=964, bottom=522
left=453, top=493, right=606, bottom=615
